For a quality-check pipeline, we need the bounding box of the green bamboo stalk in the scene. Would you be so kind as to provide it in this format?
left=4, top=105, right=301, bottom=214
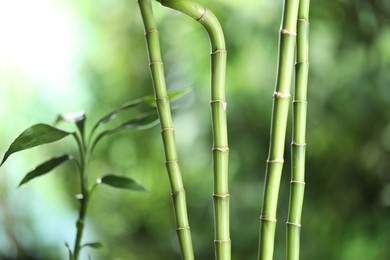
left=258, top=0, right=301, bottom=259
left=286, top=0, right=310, bottom=259
left=155, top=1, right=230, bottom=259
left=138, top=1, right=195, bottom=259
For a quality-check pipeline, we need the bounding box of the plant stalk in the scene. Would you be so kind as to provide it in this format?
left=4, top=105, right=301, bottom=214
left=155, top=1, right=230, bottom=259
left=73, top=136, right=90, bottom=260
left=138, top=1, right=195, bottom=259
left=286, top=0, right=310, bottom=259
left=258, top=0, right=300, bottom=259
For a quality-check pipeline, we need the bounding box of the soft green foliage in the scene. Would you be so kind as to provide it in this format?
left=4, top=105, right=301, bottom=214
left=0, top=92, right=186, bottom=259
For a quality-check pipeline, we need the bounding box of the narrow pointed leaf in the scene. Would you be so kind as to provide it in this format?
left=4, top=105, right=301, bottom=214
left=81, top=242, right=103, bottom=249
left=90, top=111, right=158, bottom=152
left=65, top=242, right=74, bottom=260
left=18, top=155, right=73, bottom=187
left=91, top=88, right=190, bottom=133
left=56, top=111, right=86, bottom=137
left=99, top=175, right=146, bottom=191
left=1, top=124, right=72, bottom=166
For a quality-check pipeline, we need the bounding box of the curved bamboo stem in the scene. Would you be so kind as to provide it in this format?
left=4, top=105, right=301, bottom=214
left=286, top=0, right=310, bottom=259
left=155, top=1, right=230, bottom=259
left=258, top=0, right=300, bottom=259
left=138, top=1, right=195, bottom=259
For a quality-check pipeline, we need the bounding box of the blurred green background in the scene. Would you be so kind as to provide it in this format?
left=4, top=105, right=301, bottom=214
left=1, top=0, right=390, bottom=259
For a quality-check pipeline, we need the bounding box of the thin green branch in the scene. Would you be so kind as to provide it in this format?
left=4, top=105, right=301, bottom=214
left=258, top=0, right=301, bottom=259
left=138, top=1, right=195, bottom=259
left=154, top=1, right=230, bottom=259
left=286, top=0, right=310, bottom=259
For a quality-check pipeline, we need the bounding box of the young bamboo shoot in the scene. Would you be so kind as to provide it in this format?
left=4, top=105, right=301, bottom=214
left=286, top=0, right=310, bottom=258
left=258, top=0, right=301, bottom=259
left=138, top=1, right=195, bottom=259
left=155, top=1, right=230, bottom=259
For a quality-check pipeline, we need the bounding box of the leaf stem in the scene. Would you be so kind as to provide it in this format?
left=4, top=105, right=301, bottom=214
left=72, top=133, right=90, bottom=260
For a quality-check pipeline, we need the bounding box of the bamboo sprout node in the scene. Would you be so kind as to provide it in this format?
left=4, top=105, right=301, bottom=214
left=211, top=49, right=227, bottom=55
left=155, top=96, right=169, bottom=101
left=286, top=221, right=302, bottom=227
left=290, top=180, right=306, bottom=185
left=280, top=28, right=297, bottom=36
left=176, top=227, right=191, bottom=231
left=161, top=127, right=175, bottom=132
left=213, top=193, right=230, bottom=199
left=266, top=159, right=284, bottom=163
left=291, top=142, right=306, bottom=146
left=171, top=189, right=185, bottom=196
left=292, top=100, right=307, bottom=104
left=260, top=215, right=277, bottom=222
left=210, top=99, right=227, bottom=111
left=273, top=91, right=291, bottom=99
left=212, top=146, right=229, bottom=152
left=214, top=239, right=231, bottom=244
left=297, top=18, right=310, bottom=24
left=295, top=60, right=309, bottom=65
left=165, top=159, right=179, bottom=164
left=149, top=61, right=163, bottom=65
left=196, top=7, right=208, bottom=22
left=145, top=28, right=158, bottom=35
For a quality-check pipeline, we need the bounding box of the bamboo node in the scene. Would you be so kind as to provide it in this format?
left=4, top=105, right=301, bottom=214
left=213, top=193, right=230, bottom=199
left=171, top=189, right=185, bottom=196
left=211, top=49, right=227, bottom=55
left=161, top=127, right=174, bottom=133
left=266, top=159, right=284, bottom=163
left=286, top=221, right=302, bottom=227
left=149, top=61, right=163, bottom=66
left=260, top=215, right=277, bottom=222
left=280, top=28, right=297, bottom=36
left=291, top=142, right=306, bottom=146
left=293, top=100, right=308, bottom=104
left=210, top=99, right=227, bottom=111
left=214, top=239, right=231, bottom=244
left=155, top=96, right=168, bottom=101
left=176, top=227, right=190, bottom=231
left=165, top=159, right=179, bottom=164
left=298, top=18, right=310, bottom=24
left=196, top=7, right=208, bottom=23
left=290, top=180, right=306, bottom=185
left=273, top=92, right=291, bottom=99
left=145, top=28, right=158, bottom=36
left=295, top=60, right=309, bottom=65
left=212, top=146, right=229, bottom=152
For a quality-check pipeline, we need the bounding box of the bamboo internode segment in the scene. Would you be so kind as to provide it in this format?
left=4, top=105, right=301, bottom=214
left=139, top=1, right=195, bottom=259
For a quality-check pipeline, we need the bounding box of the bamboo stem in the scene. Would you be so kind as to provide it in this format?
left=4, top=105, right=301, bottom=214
left=155, top=1, right=230, bottom=259
left=258, top=0, right=300, bottom=259
left=286, top=0, right=310, bottom=259
left=138, top=1, right=195, bottom=259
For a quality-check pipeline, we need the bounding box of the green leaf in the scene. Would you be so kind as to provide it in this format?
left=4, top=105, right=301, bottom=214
left=56, top=111, right=86, bottom=137
left=90, top=111, right=158, bottom=152
left=65, top=242, right=74, bottom=260
left=98, top=175, right=146, bottom=191
left=91, top=88, right=190, bottom=133
left=167, top=87, right=191, bottom=102
left=81, top=242, right=103, bottom=249
left=1, top=124, right=72, bottom=166
left=18, top=155, right=73, bottom=187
